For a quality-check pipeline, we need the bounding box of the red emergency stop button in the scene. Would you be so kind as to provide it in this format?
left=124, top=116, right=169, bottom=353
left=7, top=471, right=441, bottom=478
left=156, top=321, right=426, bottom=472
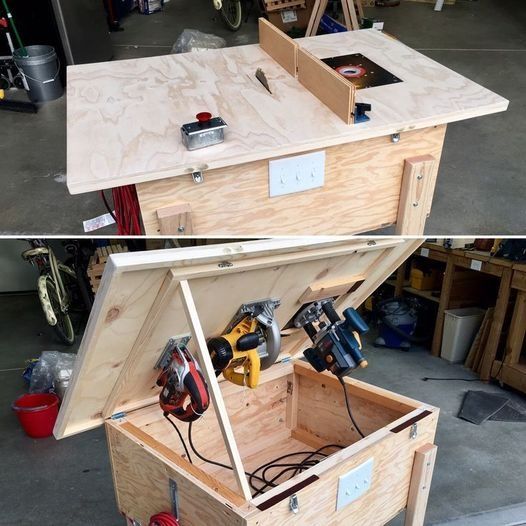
left=196, top=112, right=212, bottom=123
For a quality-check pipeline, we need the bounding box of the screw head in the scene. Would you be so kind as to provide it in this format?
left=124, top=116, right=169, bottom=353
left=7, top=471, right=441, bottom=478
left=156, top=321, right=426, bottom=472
left=412, top=202, right=419, bottom=207
left=177, top=226, right=185, bottom=233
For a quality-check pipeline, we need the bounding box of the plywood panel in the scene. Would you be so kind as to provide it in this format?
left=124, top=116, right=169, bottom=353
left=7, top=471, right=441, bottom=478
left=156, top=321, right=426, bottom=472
left=109, top=246, right=387, bottom=414
left=55, top=238, right=419, bottom=438
left=106, top=423, right=246, bottom=526
left=137, top=125, right=446, bottom=236
left=245, top=413, right=439, bottom=525
left=66, top=30, right=507, bottom=194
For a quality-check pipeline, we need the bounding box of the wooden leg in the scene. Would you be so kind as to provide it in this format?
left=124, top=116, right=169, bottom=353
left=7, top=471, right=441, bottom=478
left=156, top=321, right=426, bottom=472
left=479, top=267, right=513, bottom=380
left=178, top=277, right=253, bottom=501
left=395, top=155, right=437, bottom=235
left=395, top=260, right=408, bottom=297
left=355, top=0, right=365, bottom=21
left=405, top=443, right=438, bottom=526
left=342, top=0, right=360, bottom=30
left=431, top=255, right=455, bottom=357
left=504, top=290, right=526, bottom=365
left=305, top=0, right=328, bottom=37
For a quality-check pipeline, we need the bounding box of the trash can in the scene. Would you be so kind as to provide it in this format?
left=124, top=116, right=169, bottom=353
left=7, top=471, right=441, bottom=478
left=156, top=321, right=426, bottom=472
left=13, top=45, right=63, bottom=102
left=441, top=307, right=486, bottom=363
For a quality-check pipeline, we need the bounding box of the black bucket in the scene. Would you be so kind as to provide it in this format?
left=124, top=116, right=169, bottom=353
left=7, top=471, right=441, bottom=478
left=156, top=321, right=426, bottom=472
left=13, top=45, right=63, bottom=103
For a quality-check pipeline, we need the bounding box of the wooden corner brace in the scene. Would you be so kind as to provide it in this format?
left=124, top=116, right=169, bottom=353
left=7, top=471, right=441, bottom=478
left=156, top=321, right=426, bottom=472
left=157, top=203, right=193, bottom=235
left=396, top=155, right=437, bottom=236
left=178, top=277, right=253, bottom=501
left=404, top=443, right=437, bottom=526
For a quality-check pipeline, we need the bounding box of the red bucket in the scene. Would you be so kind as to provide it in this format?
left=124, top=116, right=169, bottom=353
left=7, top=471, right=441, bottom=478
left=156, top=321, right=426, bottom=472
left=12, top=393, right=60, bottom=438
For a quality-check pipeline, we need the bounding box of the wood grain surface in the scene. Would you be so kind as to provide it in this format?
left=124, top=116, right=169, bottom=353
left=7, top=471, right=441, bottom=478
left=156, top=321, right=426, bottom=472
left=66, top=29, right=507, bottom=194
left=54, top=238, right=417, bottom=438
left=136, top=124, right=446, bottom=235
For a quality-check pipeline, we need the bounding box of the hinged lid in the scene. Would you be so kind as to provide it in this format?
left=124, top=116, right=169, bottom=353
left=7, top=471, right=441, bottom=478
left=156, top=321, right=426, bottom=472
left=55, top=237, right=422, bottom=438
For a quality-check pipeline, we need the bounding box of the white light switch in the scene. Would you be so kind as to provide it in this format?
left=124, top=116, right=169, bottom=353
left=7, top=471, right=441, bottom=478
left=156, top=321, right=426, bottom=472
left=268, top=151, right=325, bottom=197
left=336, top=458, right=374, bottom=511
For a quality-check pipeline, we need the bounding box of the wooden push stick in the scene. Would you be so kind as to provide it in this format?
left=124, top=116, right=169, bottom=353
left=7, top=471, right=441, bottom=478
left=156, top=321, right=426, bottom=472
left=395, top=155, right=437, bottom=236
left=258, top=18, right=298, bottom=77
left=404, top=443, right=438, bottom=526
left=178, top=277, right=253, bottom=501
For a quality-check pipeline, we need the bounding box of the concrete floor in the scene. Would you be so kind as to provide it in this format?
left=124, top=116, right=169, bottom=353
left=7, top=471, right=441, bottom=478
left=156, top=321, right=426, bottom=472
left=1, top=292, right=526, bottom=525
left=0, top=0, right=524, bottom=234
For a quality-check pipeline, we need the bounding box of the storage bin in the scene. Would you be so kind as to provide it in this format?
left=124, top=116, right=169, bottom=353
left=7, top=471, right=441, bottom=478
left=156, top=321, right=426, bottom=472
left=441, top=307, right=486, bottom=363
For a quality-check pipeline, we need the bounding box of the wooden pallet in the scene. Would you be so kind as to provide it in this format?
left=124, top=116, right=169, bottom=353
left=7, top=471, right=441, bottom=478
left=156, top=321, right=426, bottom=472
left=87, top=244, right=128, bottom=293
left=264, top=0, right=306, bottom=12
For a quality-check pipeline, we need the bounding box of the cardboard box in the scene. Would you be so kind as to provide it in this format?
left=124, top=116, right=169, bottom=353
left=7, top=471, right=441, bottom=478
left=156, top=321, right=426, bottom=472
left=267, top=0, right=314, bottom=34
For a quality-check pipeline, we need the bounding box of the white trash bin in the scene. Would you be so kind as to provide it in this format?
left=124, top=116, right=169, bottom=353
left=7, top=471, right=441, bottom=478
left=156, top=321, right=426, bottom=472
left=441, top=307, right=486, bottom=363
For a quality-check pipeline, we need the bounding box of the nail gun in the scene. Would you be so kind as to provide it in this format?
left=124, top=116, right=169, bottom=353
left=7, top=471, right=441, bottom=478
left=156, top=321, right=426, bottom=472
left=156, top=339, right=210, bottom=422
left=294, top=299, right=369, bottom=378
left=207, top=299, right=281, bottom=389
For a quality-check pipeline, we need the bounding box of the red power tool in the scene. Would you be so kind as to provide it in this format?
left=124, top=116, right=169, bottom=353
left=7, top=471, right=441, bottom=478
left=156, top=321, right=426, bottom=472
left=156, top=342, right=209, bottom=422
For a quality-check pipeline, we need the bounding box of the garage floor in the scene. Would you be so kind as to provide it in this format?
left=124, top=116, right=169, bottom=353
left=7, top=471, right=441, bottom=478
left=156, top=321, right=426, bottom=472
left=0, top=0, right=524, bottom=235
left=1, top=292, right=526, bottom=525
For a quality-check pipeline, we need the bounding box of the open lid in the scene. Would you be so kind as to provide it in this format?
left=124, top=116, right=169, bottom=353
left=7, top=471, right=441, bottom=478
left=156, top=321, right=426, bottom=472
left=55, top=237, right=422, bottom=439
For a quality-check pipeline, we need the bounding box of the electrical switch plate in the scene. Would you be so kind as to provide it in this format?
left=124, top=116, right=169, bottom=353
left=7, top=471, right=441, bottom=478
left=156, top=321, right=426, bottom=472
left=336, top=458, right=374, bottom=511
left=268, top=151, right=325, bottom=197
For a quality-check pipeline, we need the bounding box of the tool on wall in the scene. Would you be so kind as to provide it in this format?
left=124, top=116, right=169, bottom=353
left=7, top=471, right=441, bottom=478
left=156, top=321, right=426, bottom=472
left=181, top=112, right=227, bottom=151
left=207, top=298, right=281, bottom=388
left=294, top=299, right=369, bottom=378
left=156, top=338, right=210, bottom=422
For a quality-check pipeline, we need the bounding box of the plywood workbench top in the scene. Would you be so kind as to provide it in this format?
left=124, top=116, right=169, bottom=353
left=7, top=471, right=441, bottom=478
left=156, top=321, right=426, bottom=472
left=66, top=29, right=508, bottom=194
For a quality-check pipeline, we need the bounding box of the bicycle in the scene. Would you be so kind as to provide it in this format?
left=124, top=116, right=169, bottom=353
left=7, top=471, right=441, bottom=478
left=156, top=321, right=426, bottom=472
left=214, top=0, right=243, bottom=31
left=21, top=240, right=94, bottom=345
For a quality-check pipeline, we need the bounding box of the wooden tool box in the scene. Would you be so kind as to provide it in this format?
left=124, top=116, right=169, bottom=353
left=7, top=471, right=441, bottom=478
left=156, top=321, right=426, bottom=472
left=54, top=238, right=439, bottom=526
left=66, top=21, right=507, bottom=236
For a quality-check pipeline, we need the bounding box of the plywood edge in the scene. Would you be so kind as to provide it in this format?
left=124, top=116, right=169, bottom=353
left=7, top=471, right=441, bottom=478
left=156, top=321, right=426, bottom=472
left=108, top=237, right=404, bottom=274
left=258, top=18, right=298, bottom=77
left=294, top=361, right=423, bottom=412
left=113, top=420, right=249, bottom=509
left=297, top=47, right=355, bottom=124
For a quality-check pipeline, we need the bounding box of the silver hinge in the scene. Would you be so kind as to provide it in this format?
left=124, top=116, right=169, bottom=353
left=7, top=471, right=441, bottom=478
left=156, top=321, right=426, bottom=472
left=192, top=171, right=204, bottom=184
left=289, top=494, right=299, bottom=514
left=409, top=422, right=418, bottom=439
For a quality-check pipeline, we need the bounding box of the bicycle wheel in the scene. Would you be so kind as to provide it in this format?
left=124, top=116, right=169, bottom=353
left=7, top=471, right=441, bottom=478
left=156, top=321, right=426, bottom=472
left=45, top=276, right=75, bottom=346
left=220, top=0, right=242, bottom=31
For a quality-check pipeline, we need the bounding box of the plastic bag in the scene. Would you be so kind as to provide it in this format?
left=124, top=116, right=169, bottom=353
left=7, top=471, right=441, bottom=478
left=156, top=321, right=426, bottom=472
left=29, top=351, right=76, bottom=396
left=171, top=29, right=226, bottom=54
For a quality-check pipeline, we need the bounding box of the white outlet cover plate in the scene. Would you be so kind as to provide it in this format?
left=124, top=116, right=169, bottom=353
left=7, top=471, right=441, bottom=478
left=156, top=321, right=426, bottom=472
left=336, top=457, right=374, bottom=511
left=268, top=150, right=325, bottom=197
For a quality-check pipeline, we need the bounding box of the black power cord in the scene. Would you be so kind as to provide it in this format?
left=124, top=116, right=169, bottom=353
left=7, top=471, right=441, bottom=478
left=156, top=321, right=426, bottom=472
left=163, top=413, right=193, bottom=464
left=164, top=414, right=344, bottom=496
left=339, top=377, right=365, bottom=438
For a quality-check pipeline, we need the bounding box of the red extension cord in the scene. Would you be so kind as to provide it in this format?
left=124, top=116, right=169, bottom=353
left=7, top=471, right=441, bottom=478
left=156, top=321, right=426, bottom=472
left=100, top=185, right=142, bottom=235
left=149, top=511, right=180, bottom=526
